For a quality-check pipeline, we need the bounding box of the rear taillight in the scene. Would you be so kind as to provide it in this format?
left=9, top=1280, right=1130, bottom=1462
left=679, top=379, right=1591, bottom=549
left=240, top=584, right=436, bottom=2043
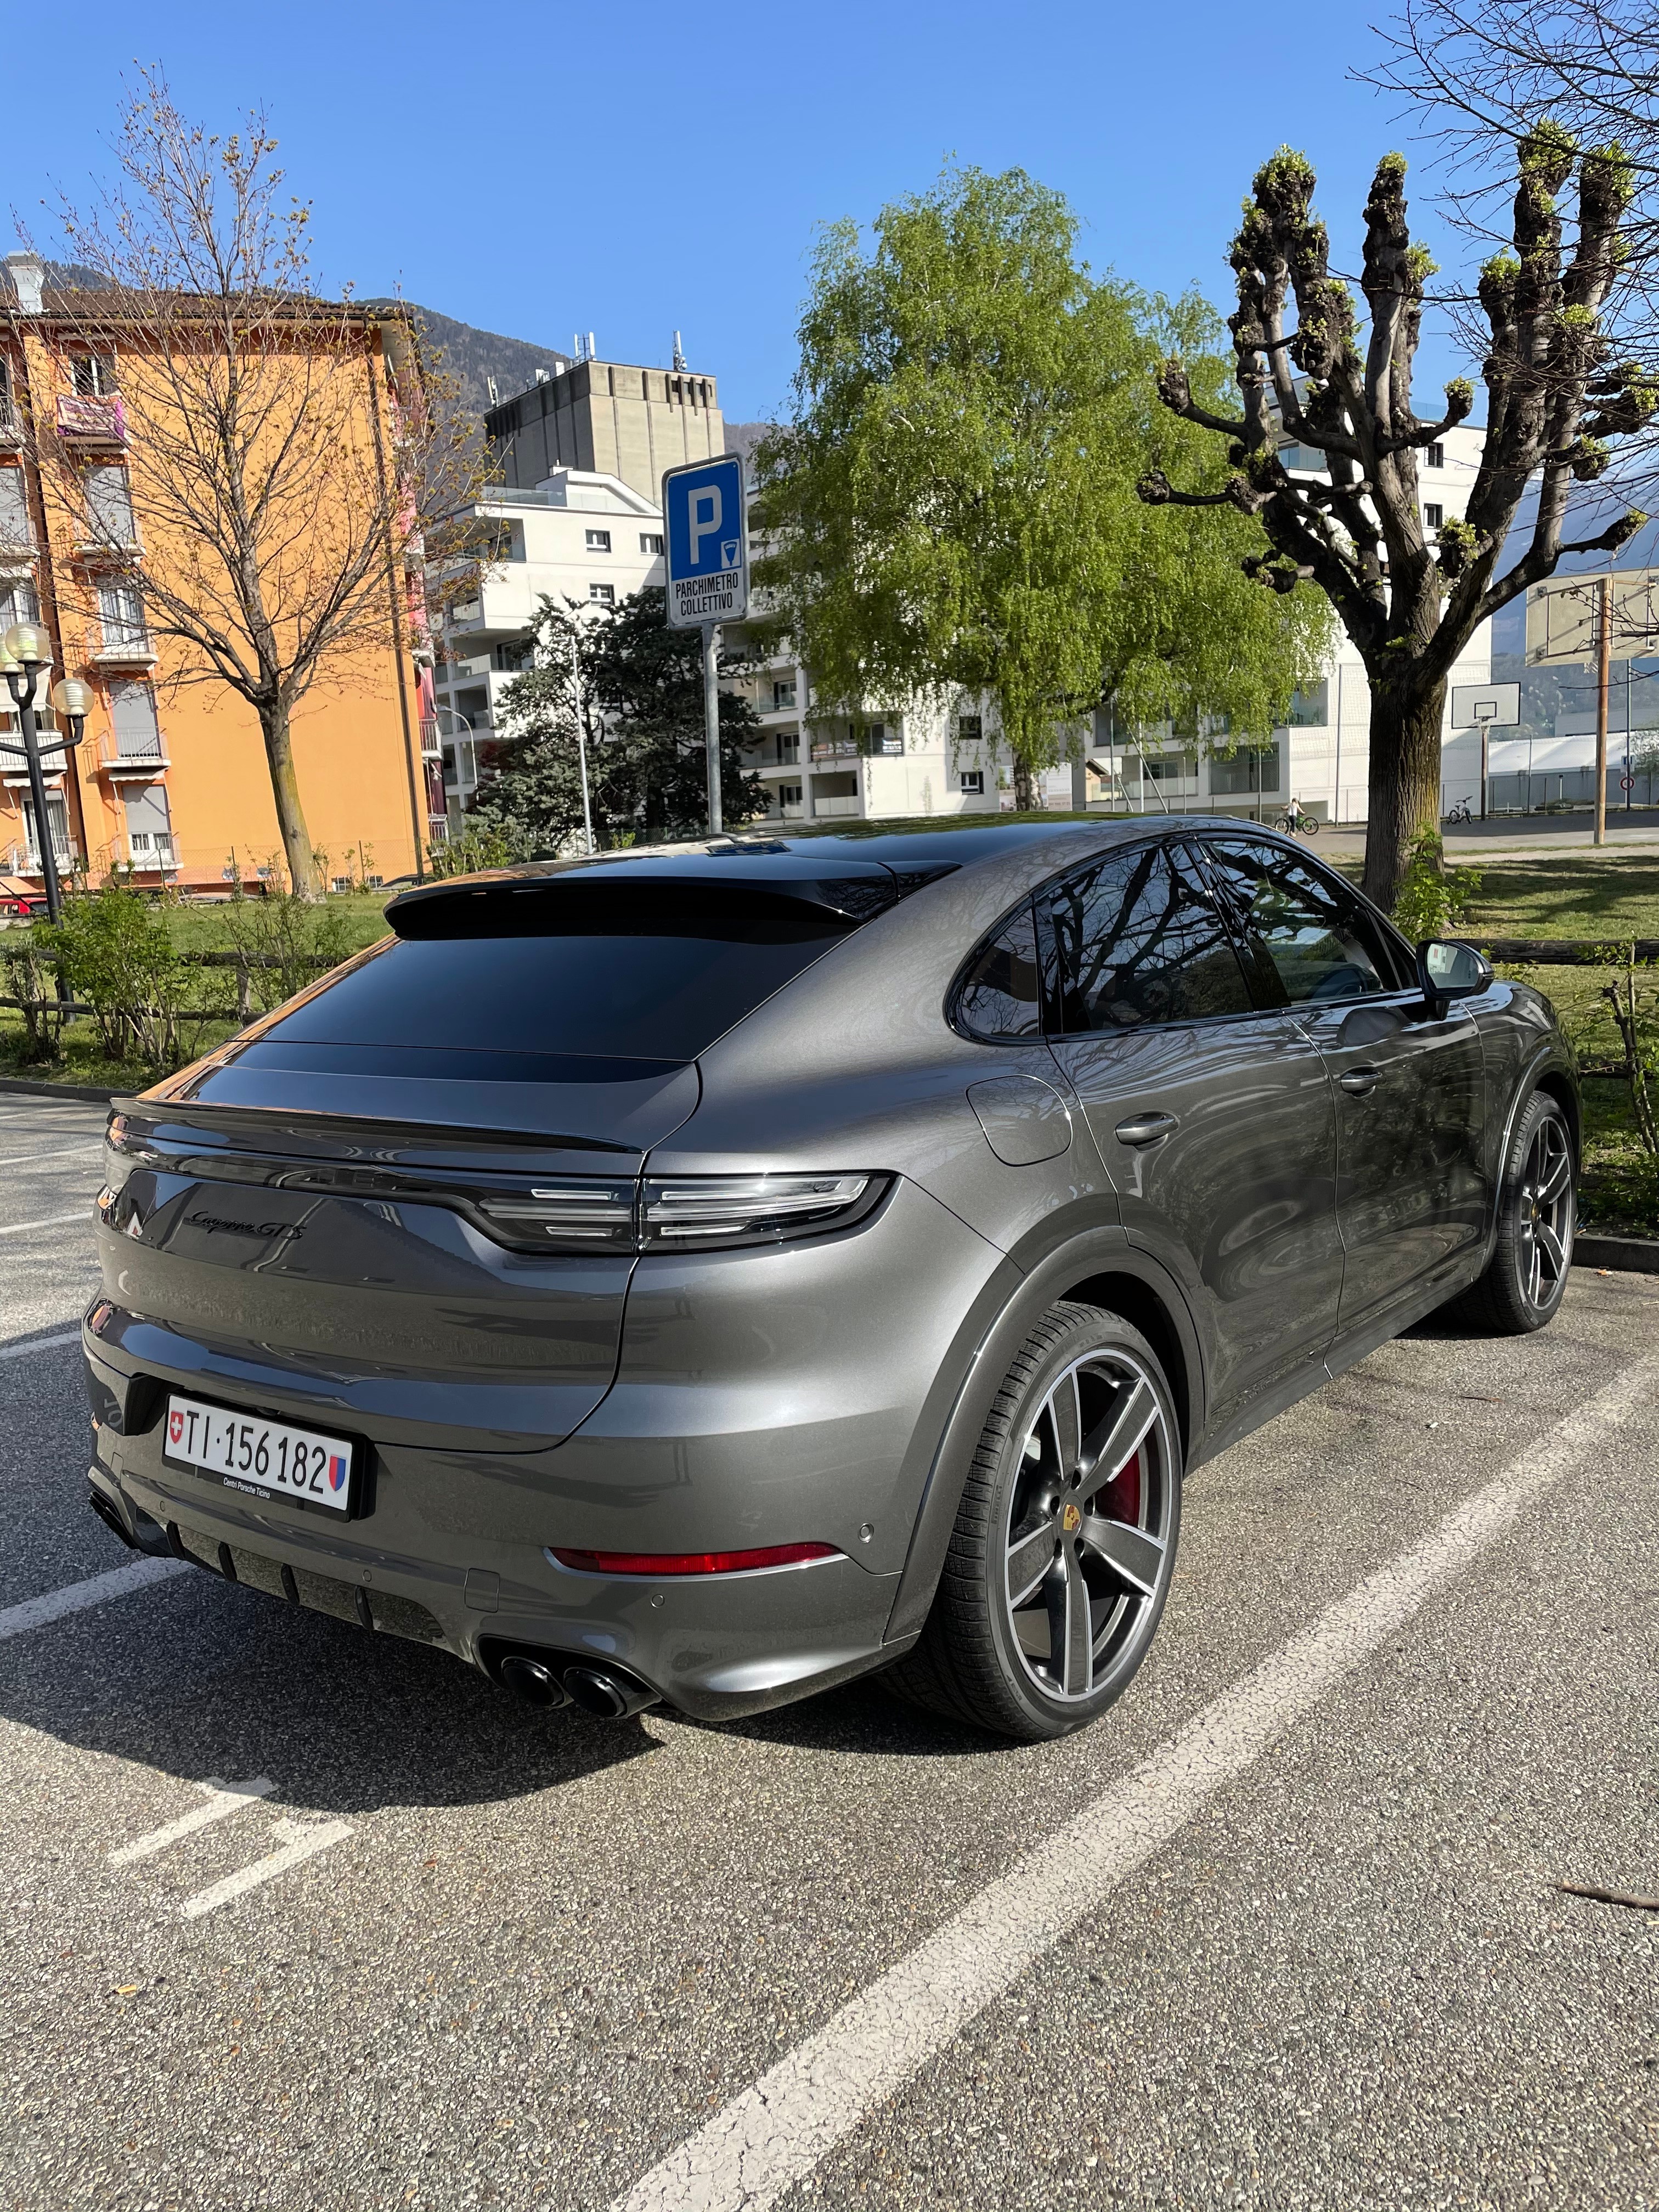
left=641, top=1173, right=877, bottom=1249
left=481, top=1173, right=885, bottom=1255
left=473, top=1182, right=637, bottom=1252
left=549, top=1540, right=841, bottom=1578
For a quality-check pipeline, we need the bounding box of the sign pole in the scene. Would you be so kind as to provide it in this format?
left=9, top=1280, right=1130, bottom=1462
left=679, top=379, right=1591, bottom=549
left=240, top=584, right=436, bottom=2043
left=569, top=628, right=595, bottom=856
left=703, top=622, right=723, bottom=836
left=1595, top=572, right=1611, bottom=847
left=1479, top=714, right=1489, bottom=822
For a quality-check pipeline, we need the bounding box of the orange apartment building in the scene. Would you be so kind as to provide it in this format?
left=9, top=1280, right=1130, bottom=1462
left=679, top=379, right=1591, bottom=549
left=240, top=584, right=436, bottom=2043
left=0, top=254, right=440, bottom=895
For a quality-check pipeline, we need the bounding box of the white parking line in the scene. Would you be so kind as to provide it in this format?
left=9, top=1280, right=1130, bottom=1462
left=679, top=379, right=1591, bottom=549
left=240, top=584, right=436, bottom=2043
left=0, top=1329, right=81, bottom=1362
left=0, top=1144, right=105, bottom=1170
left=179, top=1816, right=353, bottom=1920
left=109, top=1776, right=277, bottom=1866
left=0, top=1210, right=89, bottom=1238
left=614, top=1356, right=1659, bottom=2212
left=0, top=1558, right=189, bottom=1641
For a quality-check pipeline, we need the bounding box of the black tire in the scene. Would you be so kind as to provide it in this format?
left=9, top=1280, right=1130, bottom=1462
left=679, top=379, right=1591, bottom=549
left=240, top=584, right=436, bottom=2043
left=888, top=1302, right=1182, bottom=1742
left=1453, top=1088, right=1576, bottom=1335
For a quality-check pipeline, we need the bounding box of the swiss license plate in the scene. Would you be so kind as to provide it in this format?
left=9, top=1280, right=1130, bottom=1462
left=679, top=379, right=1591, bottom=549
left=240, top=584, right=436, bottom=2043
left=163, top=1394, right=355, bottom=1515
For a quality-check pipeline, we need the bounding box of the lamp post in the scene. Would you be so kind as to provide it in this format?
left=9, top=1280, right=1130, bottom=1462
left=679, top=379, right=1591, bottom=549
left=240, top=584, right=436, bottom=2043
left=0, top=624, right=88, bottom=923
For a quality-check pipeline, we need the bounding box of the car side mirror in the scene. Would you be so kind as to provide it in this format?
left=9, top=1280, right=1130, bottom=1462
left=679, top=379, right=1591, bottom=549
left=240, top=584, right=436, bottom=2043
left=1416, top=938, right=1493, bottom=1017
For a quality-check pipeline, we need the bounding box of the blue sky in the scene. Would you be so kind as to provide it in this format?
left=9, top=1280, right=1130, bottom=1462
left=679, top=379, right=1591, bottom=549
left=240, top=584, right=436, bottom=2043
left=1, top=0, right=1482, bottom=424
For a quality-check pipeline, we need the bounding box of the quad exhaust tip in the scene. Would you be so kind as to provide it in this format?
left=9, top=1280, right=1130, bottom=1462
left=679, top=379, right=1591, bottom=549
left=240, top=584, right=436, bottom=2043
left=495, top=1650, right=658, bottom=1719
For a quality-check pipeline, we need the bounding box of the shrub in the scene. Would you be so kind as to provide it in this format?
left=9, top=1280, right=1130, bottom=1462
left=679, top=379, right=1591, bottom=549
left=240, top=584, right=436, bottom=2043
left=0, top=940, right=65, bottom=1064
left=35, top=882, right=203, bottom=1070
left=1391, top=829, right=1483, bottom=943
left=221, top=861, right=356, bottom=1014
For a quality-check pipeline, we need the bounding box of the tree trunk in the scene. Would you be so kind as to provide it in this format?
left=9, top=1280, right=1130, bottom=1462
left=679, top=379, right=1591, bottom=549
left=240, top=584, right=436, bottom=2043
left=1012, top=758, right=1037, bottom=810
left=1362, top=678, right=1446, bottom=913
left=258, top=697, right=319, bottom=899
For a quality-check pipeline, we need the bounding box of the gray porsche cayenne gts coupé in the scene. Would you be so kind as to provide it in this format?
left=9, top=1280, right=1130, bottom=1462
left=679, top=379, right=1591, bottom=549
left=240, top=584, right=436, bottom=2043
left=84, top=820, right=1577, bottom=1741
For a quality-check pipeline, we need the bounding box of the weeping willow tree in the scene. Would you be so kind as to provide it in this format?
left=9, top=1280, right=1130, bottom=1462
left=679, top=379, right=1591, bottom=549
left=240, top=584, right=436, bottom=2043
left=756, top=165, right=1332, bottom=806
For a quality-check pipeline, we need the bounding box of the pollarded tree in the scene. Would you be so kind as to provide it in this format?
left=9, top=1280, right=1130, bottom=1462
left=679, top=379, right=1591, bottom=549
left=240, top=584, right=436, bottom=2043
left=758, top=166, right=1332, bottom=809
left=1141, top=137, right=1655, bottom=906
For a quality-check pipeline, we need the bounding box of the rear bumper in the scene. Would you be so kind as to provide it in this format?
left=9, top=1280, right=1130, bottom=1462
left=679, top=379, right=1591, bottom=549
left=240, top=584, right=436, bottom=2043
left=80, top=1173, right=999, bottom=1718
left=87, top=1440, right=904, bottom=1720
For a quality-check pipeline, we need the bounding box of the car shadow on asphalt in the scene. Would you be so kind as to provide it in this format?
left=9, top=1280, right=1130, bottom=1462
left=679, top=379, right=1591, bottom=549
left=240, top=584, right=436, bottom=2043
left=0, top=1571, right=659, bottom=1815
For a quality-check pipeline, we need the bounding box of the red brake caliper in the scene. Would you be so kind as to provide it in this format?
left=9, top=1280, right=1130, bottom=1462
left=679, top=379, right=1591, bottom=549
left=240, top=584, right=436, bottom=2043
left=1099, top=1446, right=1142, bottom=1527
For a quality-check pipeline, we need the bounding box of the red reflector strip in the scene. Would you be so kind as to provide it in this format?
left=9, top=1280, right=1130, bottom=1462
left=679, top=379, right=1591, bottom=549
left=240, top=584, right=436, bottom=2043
left=551, top=1540, right=840, bottom=1578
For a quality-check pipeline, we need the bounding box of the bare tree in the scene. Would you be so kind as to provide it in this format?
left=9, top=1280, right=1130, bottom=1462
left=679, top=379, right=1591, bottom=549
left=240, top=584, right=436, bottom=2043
left=1141, top=139, right=1655, bottom=905
left=30, top=73, right=483, bottom=895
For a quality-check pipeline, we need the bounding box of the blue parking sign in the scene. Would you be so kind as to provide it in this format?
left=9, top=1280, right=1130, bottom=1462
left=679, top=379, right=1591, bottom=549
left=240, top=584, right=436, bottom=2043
left=662, top=453, right=749, bottom=628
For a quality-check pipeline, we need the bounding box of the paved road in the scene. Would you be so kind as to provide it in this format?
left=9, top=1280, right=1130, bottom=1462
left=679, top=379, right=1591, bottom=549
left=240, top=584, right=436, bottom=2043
left=1, top=1093, right=1655, bottom=2211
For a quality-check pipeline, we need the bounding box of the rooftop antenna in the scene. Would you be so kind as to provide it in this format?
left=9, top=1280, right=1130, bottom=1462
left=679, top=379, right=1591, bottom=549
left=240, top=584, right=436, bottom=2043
left=587, top=331, right=596, bottom=361
left=534, top=366, right=549, bottom=383
left=573, top=332, right=582, bottom=362
left=486, top=375, right=498, bottom=404
left=673, top=329, right=687, bottom=371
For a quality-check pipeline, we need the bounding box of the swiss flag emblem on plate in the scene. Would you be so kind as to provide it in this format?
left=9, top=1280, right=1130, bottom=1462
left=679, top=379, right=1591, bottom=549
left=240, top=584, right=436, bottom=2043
left=168, top=1409, right=184, bottom=1444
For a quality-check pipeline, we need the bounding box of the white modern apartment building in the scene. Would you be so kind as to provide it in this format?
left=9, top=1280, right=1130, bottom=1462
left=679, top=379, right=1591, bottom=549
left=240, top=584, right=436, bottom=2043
left=432, top=470, right=667, bottom=816
left=724, top=425, right=1496, bottom=831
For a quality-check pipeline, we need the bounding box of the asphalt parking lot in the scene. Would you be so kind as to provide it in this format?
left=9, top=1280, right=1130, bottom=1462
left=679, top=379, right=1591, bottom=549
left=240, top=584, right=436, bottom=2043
left=1, top=1091, right=1656, bottom=2211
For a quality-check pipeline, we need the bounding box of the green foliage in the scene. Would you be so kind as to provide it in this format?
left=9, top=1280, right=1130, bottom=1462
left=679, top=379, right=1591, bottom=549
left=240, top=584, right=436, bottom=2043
left=219, top=864, right=356, bottom=1013
left=1390, top=830, right=1484, bottom=940
left=755, top=165, right=1332, bottom=794
left=33, top=882, right=206, bottom=1070
left=0, top=939, right=64, bottom=1064
left=473, top=588, right=763, bottom=851
left=426, top=823, right=520, bottom=878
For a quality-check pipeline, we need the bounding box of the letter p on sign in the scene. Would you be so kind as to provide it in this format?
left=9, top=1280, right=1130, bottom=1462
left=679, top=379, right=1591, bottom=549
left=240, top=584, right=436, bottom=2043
left=689, top=486, right=723, bottom=566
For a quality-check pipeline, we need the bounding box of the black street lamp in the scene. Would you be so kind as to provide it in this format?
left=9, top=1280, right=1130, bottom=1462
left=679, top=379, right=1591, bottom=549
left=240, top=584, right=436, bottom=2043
left=0, top=623, right=89, bottom=923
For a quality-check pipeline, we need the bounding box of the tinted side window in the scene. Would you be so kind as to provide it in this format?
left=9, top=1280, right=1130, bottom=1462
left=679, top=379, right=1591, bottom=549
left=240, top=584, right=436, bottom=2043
left=1204, top=838, right=1391, bottom=1004
left=1041, top=842, right=1253, bottom=1032
left=955, top=900, right=1043, bottom=1040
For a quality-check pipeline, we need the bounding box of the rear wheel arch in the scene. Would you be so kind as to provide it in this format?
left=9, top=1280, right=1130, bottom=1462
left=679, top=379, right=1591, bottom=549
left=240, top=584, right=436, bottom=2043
left=883, top=1235, right=1205, bottom=1647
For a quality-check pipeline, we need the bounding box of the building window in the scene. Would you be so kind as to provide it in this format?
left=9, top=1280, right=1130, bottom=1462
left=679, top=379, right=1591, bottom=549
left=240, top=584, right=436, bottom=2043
left=777, top=781, right=803, bottom=810
left=22, top=792, right=71, bottom=867
left=83, top=464, right=136, bottom=544
left=72, top=354, right=118, bottom=397
left=98, top=582, right=149, bottom=653
left=122, top=782, right=173, bottom=867
left=0, top=580, right=38, bottom=633
left=857, top=722, right=902, bottom=757
left=1424, top=503, right=1443, bottom=531
left=1425, top=443, right=1444, bottom=471
left=960, top=770, right=985, bottom=794
left=0, top=358, right=11, bottom=420
left=772, top=678, right=797, bottom=710
left=1209, top=743, right=1281, bottom=795
left=958, top=714, right=983, bottom=741
left=492, top=640, right=533, bottom=672
left=110, top=679, right=162, bottom=759
left=589, top=582, right=615, bottom=605
left=585, top=528, right=612, bottom=553
left=1287, top=679, right=1328, bottom=727
left=775, top=732, right=799, bottom=765
left=639, top=532, right=664, bottom=555
left=0, top=467, right=29, bottom=548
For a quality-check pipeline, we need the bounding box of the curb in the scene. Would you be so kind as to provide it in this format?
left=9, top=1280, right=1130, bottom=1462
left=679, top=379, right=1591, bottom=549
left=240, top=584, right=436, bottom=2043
left=0, top=1076, right=121, bottom=1104
left=1574, top=1233, right=1659, bottom=1276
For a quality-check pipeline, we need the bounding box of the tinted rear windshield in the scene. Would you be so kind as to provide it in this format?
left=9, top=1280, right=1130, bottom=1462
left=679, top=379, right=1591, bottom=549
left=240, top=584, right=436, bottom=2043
left=263, top=911, right=852, bottom=1065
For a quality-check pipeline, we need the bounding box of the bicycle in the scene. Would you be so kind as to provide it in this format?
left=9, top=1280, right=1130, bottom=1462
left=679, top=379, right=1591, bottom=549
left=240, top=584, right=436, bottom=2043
left=1443, top=796, right=1474, bottom=826
left=1273, top=800, right=1319, bottom=837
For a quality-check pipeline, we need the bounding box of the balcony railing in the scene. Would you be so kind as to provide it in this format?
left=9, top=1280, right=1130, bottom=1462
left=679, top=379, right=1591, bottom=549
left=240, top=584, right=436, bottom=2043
left=57, top=393, right=127, bottom=447
left=811, top=794, right=861, bottom=818
left=96, top=730, right=170, bottom=775
left=809, top=740, right=859, bottom=763
left=94, top=628, right=155, bottom=666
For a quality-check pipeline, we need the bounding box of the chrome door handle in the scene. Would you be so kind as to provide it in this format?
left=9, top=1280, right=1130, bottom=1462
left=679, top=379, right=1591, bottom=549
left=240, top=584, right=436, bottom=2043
left=1338, top=1065, right=1383, bottom=1096
left=1114, top=1111, right=1178, bottom=1148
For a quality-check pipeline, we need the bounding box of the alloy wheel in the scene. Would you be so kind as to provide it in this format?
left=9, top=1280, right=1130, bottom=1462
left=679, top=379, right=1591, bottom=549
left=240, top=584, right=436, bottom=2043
left=1517, top=1111, right=1574, bottom=1308
left=1003, top=1350, right=1175, bottom=1704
